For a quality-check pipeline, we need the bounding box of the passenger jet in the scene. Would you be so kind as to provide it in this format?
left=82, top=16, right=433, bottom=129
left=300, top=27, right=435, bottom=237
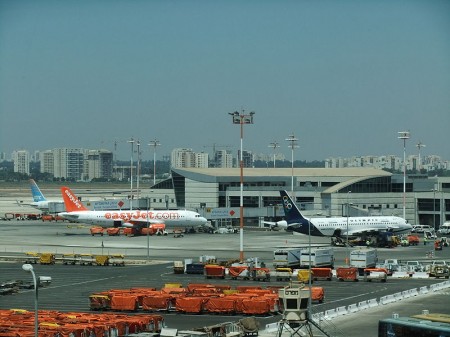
left=28, top=179, right=63, bottom=211
left=270, top=190, right=412, bottom=237
left=58, top=186, right=207, bottom=229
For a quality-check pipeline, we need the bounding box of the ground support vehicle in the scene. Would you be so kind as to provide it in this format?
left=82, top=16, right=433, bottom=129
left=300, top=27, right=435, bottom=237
left=185, top=263, right=205, bottom=274
left=304, top=287, right=325, bottom=303
left=62, top=254, right=80, bottom=265
left=336, top=267, right=359, bottom=281
left=24, top=252, right=39, bottom=264
left=79, top=254, right=96, bottom=265
left=39, top=253, right=55, bottom=265
left=95, top=255, right=109, bottom=266
left=251, top=267, right=271, bottom=281
left=109, top=254, right=125, bottom=266
left=300, top=247, right=334, bottom=268
left=350, top=248, right=377, bottom=275
left=363, top=268, right=387, bottom=282
left=228, top=266, right=251, bottom=280
left=271, top=268, right=292, bottom=281
left=427, top=261, right=449, bottom=278
left=173, top=261, right=184, bottom=274
left=405, top=261, right=424, bottom=274
left=273, top=248, right=302, bottom=269
left=311, top=267, right=333, bottom=281
left=297, top=269, right=314, bottom=284
left=90, top=226, right=104, bottom=236
left=204, top=265, right=226, bottom=279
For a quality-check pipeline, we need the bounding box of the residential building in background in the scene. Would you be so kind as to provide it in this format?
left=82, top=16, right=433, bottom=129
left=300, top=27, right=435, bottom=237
left=12, top=150, right=30, bottom=175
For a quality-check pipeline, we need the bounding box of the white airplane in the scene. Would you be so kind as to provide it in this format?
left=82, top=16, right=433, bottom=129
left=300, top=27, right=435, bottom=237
left=58, top=186, right=208, bottom=229
left=271, top=190, right=412, bottom=237
left=28, top=179, right=63, bottom=211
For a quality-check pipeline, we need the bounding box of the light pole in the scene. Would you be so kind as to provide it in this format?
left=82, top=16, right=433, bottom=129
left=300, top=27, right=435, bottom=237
left=147, top=197, right=150, bottom=262
left=398, top=131, right=410, bottom=220
left=229, top=110, right=255, bottom=262
left=416, top=141, right=426, bottom=173
left=346, top=191, right=351, bottom=265
left=285, top=133, right=299, bottom=197
left=22, top=264, right=38, bottom=337
left=432, top=188, right=437, bottom=231
left=148, top=139, right=161, bottom=186
left=127, top=137, right=135, bottom=210
left=268, top=141, right=280, bottom=168
left=136, top=140, right=141, bottom=201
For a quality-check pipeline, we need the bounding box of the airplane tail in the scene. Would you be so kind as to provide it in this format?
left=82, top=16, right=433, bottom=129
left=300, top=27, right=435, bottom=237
left=280, top=190, right=307, bottom=223
left=30, top=179, right=46, bottom=202
left=61, top=187, right=89, bottom=212
left=279, top=190, right=318, bottom=235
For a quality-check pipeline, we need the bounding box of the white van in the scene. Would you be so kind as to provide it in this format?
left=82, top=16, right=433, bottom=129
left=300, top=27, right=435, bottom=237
left=412, top=225, right=432, bottom=233
left=438, top=222, right=450, bottom=235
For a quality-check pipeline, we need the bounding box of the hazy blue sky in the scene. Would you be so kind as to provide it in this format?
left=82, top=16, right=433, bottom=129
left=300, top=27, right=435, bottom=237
left=1, top=0, right=449, bottom=162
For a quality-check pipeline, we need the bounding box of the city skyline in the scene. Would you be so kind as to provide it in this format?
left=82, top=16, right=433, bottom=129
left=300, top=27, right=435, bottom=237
left=1, top=1, right=449, bottom=162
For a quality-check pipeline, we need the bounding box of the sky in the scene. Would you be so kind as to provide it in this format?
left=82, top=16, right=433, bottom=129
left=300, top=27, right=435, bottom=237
left=1, top=0, right=449, bottom=162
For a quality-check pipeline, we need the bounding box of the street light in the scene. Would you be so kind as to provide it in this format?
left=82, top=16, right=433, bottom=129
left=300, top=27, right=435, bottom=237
left=127, top=137, right=135, bottom=210
left=136, top=140, right=141, bottom=201
left=268, top=141, right=280, bottom=168
left=432, top=188, right=437, bottom=231
left=22, top=264, right=38, bottom=337
left=229, top=109, right=255, bottom=262
left=148, top=139, right=161, bottom=186
left=285, top=133, right=299, bottom=197
left=416, top=141, right=426, bottom=173
left=346, top=191, right=351, bottom=265
left=398, top=131, right=410, bottom=220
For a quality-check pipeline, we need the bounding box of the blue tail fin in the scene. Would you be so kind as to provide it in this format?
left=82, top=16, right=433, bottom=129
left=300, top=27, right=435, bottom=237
left=30, top=179, right=46, bottom=202
left=279, top=190, right=322, bottom=236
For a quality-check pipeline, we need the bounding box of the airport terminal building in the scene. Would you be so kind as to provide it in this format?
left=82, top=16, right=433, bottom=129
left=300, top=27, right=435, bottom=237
left=149, top=167, right=450, bottom=230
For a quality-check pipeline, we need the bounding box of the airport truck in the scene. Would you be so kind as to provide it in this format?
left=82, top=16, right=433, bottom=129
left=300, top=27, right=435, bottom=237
left=299, top=247, right=334, bottom=268
left=273, top=248, right=302, bottom=269
left=350, top=249, right=378, bottom=276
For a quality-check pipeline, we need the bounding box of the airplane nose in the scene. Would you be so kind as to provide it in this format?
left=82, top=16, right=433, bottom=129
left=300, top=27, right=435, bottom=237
left=199, top=217, right=207, bottom=224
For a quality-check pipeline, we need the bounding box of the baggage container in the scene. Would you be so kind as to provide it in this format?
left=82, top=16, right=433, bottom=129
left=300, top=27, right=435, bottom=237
left=204, top=265, right=225, bottom=279
left=39, top=253, right=55, bottom=265
left=297, top=269, right=314, bottom=284
left=95, top=255, right=109, bottom=266
left=336, top=267, right=359, bottom=281
left=311, top=267, right=332, bottom=281
left=185, top=263, right=205, bottom=274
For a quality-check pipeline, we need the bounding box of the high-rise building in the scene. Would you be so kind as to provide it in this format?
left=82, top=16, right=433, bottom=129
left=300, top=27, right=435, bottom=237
left=215, top=149, right=233, bottom=168
left=12, top=150, right=30, bottom=174
left=85, top=149, right=113, bottom=180
left=53, top=148, right=85, bottom=180
left=40, top=150, right=54, bottom=175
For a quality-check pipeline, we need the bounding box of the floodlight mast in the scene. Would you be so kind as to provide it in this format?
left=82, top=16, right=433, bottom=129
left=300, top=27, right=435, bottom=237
left=398, top=131, right=410, bottom=220
left=268, top=141, right=280, bottom=168
left=148, top=139, right=161, bottom=186
left=285, top=133, right=299, bottom=197
left=229, top=110, right=255, bottom=262
left=127, top=137, right=135, bottom=210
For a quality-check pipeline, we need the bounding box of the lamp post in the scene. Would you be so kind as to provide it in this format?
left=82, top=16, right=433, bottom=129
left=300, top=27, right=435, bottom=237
left=432, top=188, right=437, bottom=231
left=416, top=141, right=426, bottom=173
left=148, top=139, right=161, bottom=186
left=136, top=140, right=141, bottom=201
left=147, top=197, right=150, bottom=262
left=268, top=141, right=280, bottom=168
left=346, top=191, right=351, bottom=265
left=229, top=110, right=255, bottom=262
left=398, top=131, right=410, bottom=220
left=285, top=133, right=299, bottom=197
left=22, top=264, right=38, bottom=337
left=127, top=137, right=135, bottom=210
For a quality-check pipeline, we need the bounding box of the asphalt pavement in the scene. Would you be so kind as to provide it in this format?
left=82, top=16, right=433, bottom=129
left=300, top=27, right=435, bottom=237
left=0, top=220, right=449, bottom=337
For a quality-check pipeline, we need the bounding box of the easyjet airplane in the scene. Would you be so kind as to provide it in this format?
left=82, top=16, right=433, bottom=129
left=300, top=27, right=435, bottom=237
left=268, top=190, right=412, bottom=237
left=58, top=186, right=207, bottom=229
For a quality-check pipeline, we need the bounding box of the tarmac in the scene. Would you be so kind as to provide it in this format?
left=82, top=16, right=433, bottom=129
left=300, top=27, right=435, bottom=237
left=0, top=189, right=450, bottom=337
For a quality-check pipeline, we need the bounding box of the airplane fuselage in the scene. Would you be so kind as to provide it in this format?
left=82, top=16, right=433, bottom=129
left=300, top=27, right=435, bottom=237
left=59, top=209, right=206, bottom=228
left=293, top=216, right=412, bottom=237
